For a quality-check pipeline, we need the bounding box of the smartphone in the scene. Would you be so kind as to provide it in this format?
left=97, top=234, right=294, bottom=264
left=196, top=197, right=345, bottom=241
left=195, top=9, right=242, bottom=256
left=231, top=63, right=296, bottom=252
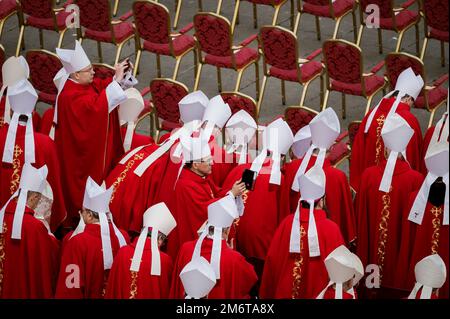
left=241, top=169, right=256, bottom=191
left=124, top=58, right=131, bottom=73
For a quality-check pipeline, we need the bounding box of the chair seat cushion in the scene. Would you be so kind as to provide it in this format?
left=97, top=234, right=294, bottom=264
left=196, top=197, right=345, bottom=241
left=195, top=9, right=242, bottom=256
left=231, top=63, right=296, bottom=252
left=269, top=60, right=322, bottom=83
left=85, top=21, right=134, bottom=43
left=328, top=140, right=350, bottom=166
left=379, top=10, right=419, bottom=30
left=0, top=0, right=17, bottom=19
left=415, top=86, right=448, bottom=111
left=429, top=27, right=449, bottom=42
left=38, top=91, right=56, bottom=105
left=26, top=11, right=70, bottom=31
left=143, top=34, right=195, bottom=56
left=204, top=47, right=258, bottom=69
left=303, top=0, right=355, bottom=18
left=330, top=74, right=385, bottom=96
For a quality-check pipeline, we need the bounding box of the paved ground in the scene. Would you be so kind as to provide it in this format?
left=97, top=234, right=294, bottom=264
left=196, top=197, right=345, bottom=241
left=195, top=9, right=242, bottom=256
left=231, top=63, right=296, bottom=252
left=1, top=0, right=448, bottom=172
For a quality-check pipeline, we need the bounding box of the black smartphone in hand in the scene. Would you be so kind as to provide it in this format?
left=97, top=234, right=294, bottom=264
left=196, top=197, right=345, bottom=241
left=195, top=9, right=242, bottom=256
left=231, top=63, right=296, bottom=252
left=242, top=169, right=256, bottom=191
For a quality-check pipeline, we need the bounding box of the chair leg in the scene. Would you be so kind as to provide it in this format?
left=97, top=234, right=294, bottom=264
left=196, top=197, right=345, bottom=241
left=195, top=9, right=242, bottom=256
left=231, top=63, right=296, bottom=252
left=395, top=30, right=405, bottom=52
left=428, top=109, right=436, bottom=128
left=441, top=41, right=446, bottom=67
left=193, top=50, right=198, bottom=81
left=156, top=54, right=161, bottom=77
left=299, top=81, right=311, bottom=107
left=253, top=3, right=258, bottom=29
left=115, top=42, right=126, bottom=65
left=332, top=16, right=343, bottom=39
left=134, top=50, right=142, bottom=77
left=15, top=25, right=25, bottom=57
left=377, top=28, right=383, bottom=54
left=272, top=4, right=281, bottom=25
left=293, top=12, right=301, bottom=34
left=39, top=29, right=44, bottom=49
left=113, top=0, right=120, bottom=17
left=281, top=80, right=286, bottom=105
left=231, top=0, right=241, bottom=33
left=235, top=69, right=244, bottom=91
left=57, top=28, right=68, bottom=48
left=174, top=0, right=183, bottom=29
left=352, top=10, right=357, bottom=43
left=97, top=42, right=103, bottom=63
left=415, top=23, right=420, bottom=56
left=173, top=56, right=182, bottom=80
left=322, top=90, right=330, bottom=111
left=365, top=95, right=375, bottom=115
left=320, top=74, right=324, bottom=106
left=256, top=76, right=268, bottom=118
left=420, top=37, right=428, bottom=60
left=356, top=25, right=364, bottom=46
left=254, top=61, right=260, bottom=100
left=290, top=0, right=295, bottom=30
left=315, top=16, right=321, bottom=40
left=217, top=67, right=222, bottom=92
left=216, top=0, right=223, bottom=14
left=194, top=63, right=204, bottom=90
left=341, top=93, right=346, bottom=119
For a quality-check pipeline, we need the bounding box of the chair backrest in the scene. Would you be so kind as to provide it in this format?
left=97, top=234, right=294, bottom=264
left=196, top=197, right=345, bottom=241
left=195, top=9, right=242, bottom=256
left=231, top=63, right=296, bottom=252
left=19, top=0, right=54, bottom=19
left=348, top=121, right=361, bottom=149
left=244, top=0, right=285, bottom=5
left=26, top=49, right=62, bottom=95
left=76, top=0, right=111, bottom=32
left=359, top=0, right=393, bottom=19
left=423, top=0, right=449, bottom=32
left=220, top=91, right=257, bottom=118
left=323, top=39, right=363, bottom=85
left=133, top=0, right=171, bottom=45
left=194, top=13, right=232, bottom=57
left=284, top=106, right=318, bottom=134
left=150, top=78, right=188, bottom=124
left=385, top=52, right=425, bottom=94
left=301, top=0, right=329, bottom=5
left=93, top=63, right=116, bottom=79
left=0, top=45, right=5, bottom=86
left=259, top=26, right=298, bottom=71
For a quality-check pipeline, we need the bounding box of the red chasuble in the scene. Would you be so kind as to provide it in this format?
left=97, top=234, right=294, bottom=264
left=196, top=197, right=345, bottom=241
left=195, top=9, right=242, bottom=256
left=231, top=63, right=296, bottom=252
left=259, top=208, right=345, bottom=299
left=0, top=125, right=67, bottom=232
left=280, top=156, right=356, bottom=246
left=396, top=192, right=449, bottom=298
left=0, top=201, right=60, bottom=298
left=120, top=126, right=155, bottom=151
left=55, top=223, right=129, bottom=299
left=220, top=159, right=283, bottom=261
left=209, top=137, right=239, bottom=188
left=169, top=238, right=257, bottom=299
left=39, top=107, right=54, bottom=136
left=355, top=160, right=423, bottom=293
left=104, top=237, right=173, bottom=299
left=349, top=97, right=423, bottom=192
left=54, top=78, right=124, bottom=228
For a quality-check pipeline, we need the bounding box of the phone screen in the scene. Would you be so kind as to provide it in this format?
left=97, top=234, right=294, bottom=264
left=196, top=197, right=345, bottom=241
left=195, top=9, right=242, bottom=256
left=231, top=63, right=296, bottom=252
left=242, top=169, right=256, bottom=190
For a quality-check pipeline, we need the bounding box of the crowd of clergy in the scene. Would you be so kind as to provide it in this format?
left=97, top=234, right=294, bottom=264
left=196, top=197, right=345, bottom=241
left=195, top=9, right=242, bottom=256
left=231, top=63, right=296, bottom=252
left=0, top=40, right=448, bottom=299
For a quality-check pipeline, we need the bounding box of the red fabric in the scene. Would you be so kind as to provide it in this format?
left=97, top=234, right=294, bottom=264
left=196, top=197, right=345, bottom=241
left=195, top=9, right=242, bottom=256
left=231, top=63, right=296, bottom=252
left=0, top=125, right=67, bottom=232
left=0, top=201, right=60, bottom=298
left=395, top=191, right=449, bottom=298
left=120, top=126, right=154, bottom=150
left=385, top=54, right=423, bottom=90
left=328, top=140, right=350, bottom=166
left=321, top=286, right=355, bottom=299
left=415, top=86, right=448, bottom=111
left=379, top=10, right=419, bottom=31
left=170, top=238, right=258, bottom=298
left=302, top=0, right=355, bottom=18
left=424, top=0, right=448, bottom=33
left=348, top=121, right=360, bottom=150
left=243, top=0, right=285, bottom=5
left=269, top=60, right=322, bottom=83
left=38, top=91, right=56, bottom=105
left=26, top=51, right=61, bottom=98
left=54, top=78, right=124, bottom=228
left=259, top=209, right=345, bottom=298
left=284, top=107, right=317, bottom=134
left=331, top=73, right=385, bottom=96
left=150, top=79, right=187, bottom=127
left=20, top=0, right=51, bottom=18
left=143, top=34, right=195, bottom=56
left=359, top=0, right=395, bottom=18
left=133, top=1, right=170, bottom=44
left=324, top=39, right=362, bottom=84
left=0, top=97, right=41, bottom=130
left=349, top=97, right=423, bottom=191
left=0, top=0, right=17, bottom=19
left=221, top=93, right=257, bottom=118
left=221, top=160, right=283, bottom=260
left=77, top=0, right=110, bottom=32
left=429, top=27, right=449, bottom=42
left=55, top=223, right=130, bottom=298
left=194, top=14, right=232, bottom=57
left=355, top=160, right=423, bottom=291
left=209, top=137, right=239, bottom=188
left=205, top=47, right=258, bottom=69
left=39, top=107, right=54, bottom=136
left=280, top=157, right=356, bottom=246
left=260, top=27, right=298, bottom=70
left=104, top=237, right=173, bottom=299
left=85, top=22, right=134, bottom=44
left=26, top=11, right=71, bottom=31
left=93, top=64, right=115, bottom=79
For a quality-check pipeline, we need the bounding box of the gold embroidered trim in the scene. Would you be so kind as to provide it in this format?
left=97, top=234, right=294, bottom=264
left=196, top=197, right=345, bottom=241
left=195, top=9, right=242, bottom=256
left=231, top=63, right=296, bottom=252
left=129, top=271, right=138, bottom=299
left=10, top=145, right=23, bottom=195
left=375, top=115, right=386, bottom=165
left=0, top=116, right=4, bottom=127
left=377, top=191, right=391, bottom=283
left=0, top=223, right=8, bottom=296
left=110, top=152, right=144, bottom=202
left=431, top=206, right=442, bottom=255
left=292, top=225, right=306, bottom=299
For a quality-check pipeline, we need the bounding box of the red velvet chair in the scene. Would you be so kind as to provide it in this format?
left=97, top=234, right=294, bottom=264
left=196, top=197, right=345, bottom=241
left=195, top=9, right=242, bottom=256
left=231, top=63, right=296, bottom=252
left=148, top=78, right=189, bottom=141
left=92, top=62, right=116, bottom=79
left=357, top=0, right=420, bottom=54
left=173, top=0, right=224, bottom=30
left=132, top=1, right=196, bottom=81
left=0, top=0, right=18, bottom=41
left=232, top=0, right=294, bottom=30
left=221, top=91, right=258, bottom=118
left=75, top=0, right=135, bottom=64
left=420, top=0, right=448, bottom=67
left=384, top=52, right=448, bottom=128
left=322, top=39, right=386, bottom=118
left=25, top=49, right=62, bottom=105
left=15, top=0, right=72, bottom=56
left=284, top=105, right=317, bottom=134
left=294, top=0, right=358, bottom=42
left=193, top=12, right=260, bottom=98
left=258, top=26, right=323, bottom=116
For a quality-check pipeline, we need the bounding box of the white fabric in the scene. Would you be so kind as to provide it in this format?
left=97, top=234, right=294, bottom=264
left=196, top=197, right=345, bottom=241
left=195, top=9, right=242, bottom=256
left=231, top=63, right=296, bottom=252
left=123, top=122, right=135, bottom=152
left=106, top=80, right=127, bottom=113
left=178, top=91, right=209, bottom=124
left=292, top=125, right=312, bottom=159
left=130, top=228, right=147, bottom=272
left=289, top=200, right=320, bottom=257
left=0, top=191, right=18, bottom=235
left=180, top=256, right=216, bottom=299
left=70, top=215, right=86, bottom=239
left=99, top=212, right=114, bottom=270
left=82, top=177, right=113, bottom=214
left=2, top=112, right=35, bottom=164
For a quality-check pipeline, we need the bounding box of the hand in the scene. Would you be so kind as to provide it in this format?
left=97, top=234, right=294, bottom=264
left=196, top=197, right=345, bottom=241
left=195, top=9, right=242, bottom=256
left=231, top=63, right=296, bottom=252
left=114, top=59, right=129, bottom=83
left=230, top=180, right=246, bottom=197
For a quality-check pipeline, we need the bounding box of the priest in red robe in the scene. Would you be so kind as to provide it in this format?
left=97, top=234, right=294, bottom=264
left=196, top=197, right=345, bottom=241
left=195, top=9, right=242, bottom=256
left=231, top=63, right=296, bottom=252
left=55, top=177, right=129, bottom=298
left=170, top=196, right=257, bottom=299
left=355, top=113, right=424, bottom=298
left=53, top=40, right=129, bottom=228
left=0, top=80, right=66, bottom=234
left=260, top=167, right=345, bottom=299
left=350, top=67, right=424, bottom=192
left=0, top=164, right=60, bottom=298
left=105, top=203, right=176, bottom=299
